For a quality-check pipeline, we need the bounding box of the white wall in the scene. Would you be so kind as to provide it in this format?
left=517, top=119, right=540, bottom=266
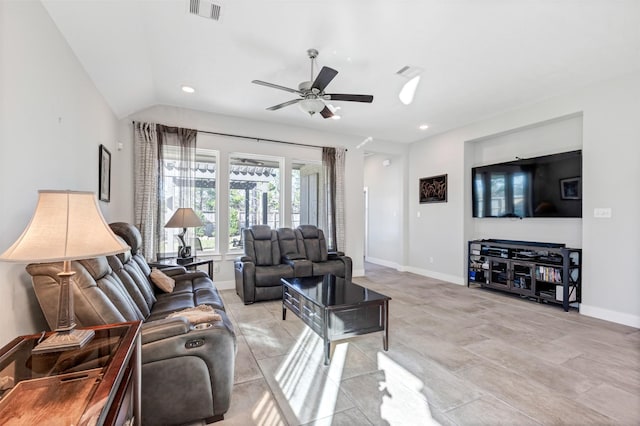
left=122, top=105, right=372, bottom=285
left=468, top=113, right=583, bottom=248
left=0, top=1, right=121, bottom=345
left=404, top=72, right=640, bottom=327
left=364, top=154, right=405, bottom=269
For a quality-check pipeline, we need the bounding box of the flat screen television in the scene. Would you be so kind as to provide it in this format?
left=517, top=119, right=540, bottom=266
left=472, top=150, right=582, bottom=218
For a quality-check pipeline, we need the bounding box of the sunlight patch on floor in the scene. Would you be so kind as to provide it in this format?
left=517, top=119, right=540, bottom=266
left=251, top=391, right=287, bottom=426
left=377, top=351, right=439, bottom=425
left=272, top=327, right=346, bottom=423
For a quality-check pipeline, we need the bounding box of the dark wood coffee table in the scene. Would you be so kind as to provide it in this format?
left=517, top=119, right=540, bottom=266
left=281, top=274, right=391, bottom=365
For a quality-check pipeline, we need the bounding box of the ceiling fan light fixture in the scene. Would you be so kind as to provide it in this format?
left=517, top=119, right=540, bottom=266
left=399, top=76, right=420, bottom=105
left=299, top=98, right=325, bottom=115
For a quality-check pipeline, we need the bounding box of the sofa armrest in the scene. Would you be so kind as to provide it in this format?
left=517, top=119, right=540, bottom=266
left=282, top=253, right=306, bottom=261
left=328, top=251, right=345, bottom=259
left=141, top=317, right=190, bottom=344
left=140, top=313, right=236, bottom=424
left=169, top=270, right=209, bottom=281
left=236, top=255, right=253, bottom=263
left=161, top=266, right=188, bottom=276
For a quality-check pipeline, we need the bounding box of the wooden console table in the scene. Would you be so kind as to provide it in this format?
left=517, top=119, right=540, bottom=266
left=0, top=321, right=142, bottom=425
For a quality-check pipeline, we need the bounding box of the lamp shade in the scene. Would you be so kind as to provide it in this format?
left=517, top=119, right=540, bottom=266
left=0, top=190, right=129, bottom=263
left=164, top=208, right=203, bottom=228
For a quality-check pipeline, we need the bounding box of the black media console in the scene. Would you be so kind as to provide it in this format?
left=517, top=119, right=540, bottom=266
left=468, top=239, right=581, bottom=311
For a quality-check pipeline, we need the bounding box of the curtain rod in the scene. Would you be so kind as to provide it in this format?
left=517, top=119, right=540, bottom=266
left=132, top=121, right=346, bottom=151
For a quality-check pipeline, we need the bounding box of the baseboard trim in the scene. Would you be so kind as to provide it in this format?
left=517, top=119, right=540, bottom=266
left=404, top=266, right=464, bottom=286
left=364, top=257, right=402, bottom=271
left=580, top=304, right=640, bottom=329
left=364, top=258, right=463, bottom=285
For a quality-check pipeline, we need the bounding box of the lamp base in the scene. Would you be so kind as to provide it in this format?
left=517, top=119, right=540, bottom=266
left=32, top=328, right=95, bottom=354
left=176, top=256, right=194, bottom=265
left=178, top=245, right=192, bottom=258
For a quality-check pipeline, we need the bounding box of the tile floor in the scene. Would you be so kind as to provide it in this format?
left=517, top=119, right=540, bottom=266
left=215, top=263, right=640, bottom=425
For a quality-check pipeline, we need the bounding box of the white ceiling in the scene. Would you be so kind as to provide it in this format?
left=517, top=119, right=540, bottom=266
left=42, top=0, right=640, bottom=144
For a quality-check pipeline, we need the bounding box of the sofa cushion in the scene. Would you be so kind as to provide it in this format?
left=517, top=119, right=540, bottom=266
left=254, top=264, right=294, bottom=287
left=311, top=259, right=348, bottom=278
left=150, top=269, right=175, bottom=293
left=297, top=226, right=329, bottom=262
left=277, top=227, right=302, bottom=257
left=107, top=255, right=152, bottom=318
left=79, top=258, right=145, bottom=321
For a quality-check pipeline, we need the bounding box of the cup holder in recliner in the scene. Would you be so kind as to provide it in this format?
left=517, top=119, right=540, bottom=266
left=193, top=322, right=212, bottom=330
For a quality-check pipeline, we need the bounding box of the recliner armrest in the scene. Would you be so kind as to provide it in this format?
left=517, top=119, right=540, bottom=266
left=236, top=256, right=254, bottom=263
left=141, top=317, right=190, bottom=344
left=282, top=253, right=306, bottom=261
left=328, top=251, right=345, bottom=259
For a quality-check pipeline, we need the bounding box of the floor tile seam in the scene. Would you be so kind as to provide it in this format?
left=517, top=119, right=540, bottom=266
left=466, top=343, right=603, bottom=393
left=441, top=394, right=544, bottom=425
left=298, top=407, right=370, bottom=426
left=551, top=339, right=640, bottom=365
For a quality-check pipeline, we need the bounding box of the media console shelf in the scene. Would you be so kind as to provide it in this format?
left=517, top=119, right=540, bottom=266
left=468, top=239, right=581, bottom=311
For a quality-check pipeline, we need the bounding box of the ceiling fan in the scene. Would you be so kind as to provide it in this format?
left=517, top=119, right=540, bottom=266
left=252, top=48, right=374, bottom=119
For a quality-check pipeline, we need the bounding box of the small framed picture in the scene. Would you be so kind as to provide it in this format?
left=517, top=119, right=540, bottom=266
left=560, top=177, right=581, bottom=200
left=419, top=174, right=448, bottom=203
left=99, top=144, right=111, bottom=202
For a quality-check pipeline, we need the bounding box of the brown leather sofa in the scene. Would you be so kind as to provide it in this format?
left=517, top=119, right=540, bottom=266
left=234, top=225, right=352, bottom=304
left=26, top=222, right=236, bottom=425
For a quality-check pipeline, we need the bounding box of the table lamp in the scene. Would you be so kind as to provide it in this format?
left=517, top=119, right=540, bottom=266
left=164, top=207, right=203, bottom=260
left=0, top=190, right=129, bottom=353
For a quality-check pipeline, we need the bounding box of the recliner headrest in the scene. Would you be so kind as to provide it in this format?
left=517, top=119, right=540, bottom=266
left=277, top=228, right=296, bottom=240
left=250, top=225, right=273, bottom=240
left=297, top=225, right=320, bottom=238
left=78, top=257, right=111, bottom=280
left=110, top=222, right=142, bottom=255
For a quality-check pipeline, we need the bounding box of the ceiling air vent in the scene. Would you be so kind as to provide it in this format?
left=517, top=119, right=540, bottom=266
left=188, top=0, right=223, bottom=21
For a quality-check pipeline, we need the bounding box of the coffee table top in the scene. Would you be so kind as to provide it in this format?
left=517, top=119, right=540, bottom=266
left=281, top=274, right=390, bottom=308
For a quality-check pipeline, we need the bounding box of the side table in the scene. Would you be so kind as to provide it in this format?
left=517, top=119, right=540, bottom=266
left=0, top=321, right=142, bottom=425
left=149, top=257, right=214, bottom=277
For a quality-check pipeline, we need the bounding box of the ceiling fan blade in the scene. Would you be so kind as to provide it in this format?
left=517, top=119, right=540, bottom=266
left=325, top=94, right=374, bottom=103
left=252, top=80, right=302, bottom=94
left=319, top=106, right=334, bottom=119
left=266, top=99, right=301, bottom=111
left=311, top=67, right=338, bottom=92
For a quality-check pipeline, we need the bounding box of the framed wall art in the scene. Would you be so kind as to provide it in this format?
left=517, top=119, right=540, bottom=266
left=419, top=174, right=447, bottom=204
left=99, top=144, right=111, bottom=202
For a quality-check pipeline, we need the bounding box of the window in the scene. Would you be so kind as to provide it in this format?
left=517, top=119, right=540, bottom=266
left=161, top=149, right=217, bottom=255
left=292, top=161, right=321, bottom=228
left=228, top=155, right=280, bottom=250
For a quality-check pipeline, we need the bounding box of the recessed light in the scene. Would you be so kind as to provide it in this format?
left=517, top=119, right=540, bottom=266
left=331, top=115, right=341, bottom=120
left=419, top=124, right=429, bottom=130
left=181, top=85, right=195, bottom=93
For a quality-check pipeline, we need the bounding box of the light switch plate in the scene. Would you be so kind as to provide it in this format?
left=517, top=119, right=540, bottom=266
left=594, top=207, right=612, bottom=218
